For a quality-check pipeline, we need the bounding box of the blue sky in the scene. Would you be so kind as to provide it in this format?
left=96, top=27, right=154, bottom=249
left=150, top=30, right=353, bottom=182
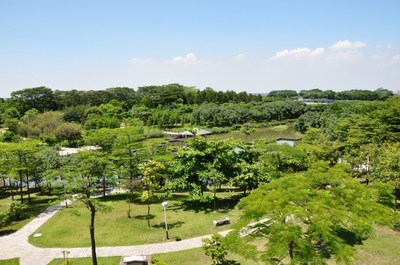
left=1, top=0, right=399, bottom=98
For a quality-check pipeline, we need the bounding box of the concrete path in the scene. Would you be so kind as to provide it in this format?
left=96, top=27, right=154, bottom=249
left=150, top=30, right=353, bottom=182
left=0, top=202, right=231, bottom=265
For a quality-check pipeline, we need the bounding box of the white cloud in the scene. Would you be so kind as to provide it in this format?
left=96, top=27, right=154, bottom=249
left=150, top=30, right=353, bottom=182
left=309, top=47, right=325, bottom=57
left=387, top=44, right=392, bottom=50
left=130, top=58, right=153, bottom=63
left=330, top=40, right=366, bottom=50
left=270, top=47, right=325, bottom=60
left=270, top=48, right=310, bottom=60
left=327, top=50, right=363, bottom=60
left=391, top=55, right=400, bottom=65
left=234, top=54, right=247, bottom=60
left=172, top=53, right=197, bottom=63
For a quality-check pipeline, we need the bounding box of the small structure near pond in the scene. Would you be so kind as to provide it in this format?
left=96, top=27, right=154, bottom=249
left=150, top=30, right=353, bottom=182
left=276, top=137, right=302, bottom=147
left=164, top=129, right=212, bottom=142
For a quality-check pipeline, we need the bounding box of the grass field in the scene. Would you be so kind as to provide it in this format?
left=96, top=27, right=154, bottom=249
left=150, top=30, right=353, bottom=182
left=0, top=258, right=19, bottom=265
left=29, top=190, right=242, bottom=247
left=47, top=256, right=121, bottom=265
left=151, top=225, right=400, bottom=265
left=0, top=190, right=58, bottom=236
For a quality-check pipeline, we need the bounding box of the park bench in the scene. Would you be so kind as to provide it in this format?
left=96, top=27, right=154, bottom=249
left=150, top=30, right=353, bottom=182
left=213, top=217, right=230, bottom=226
left=123, top=255, right=147, bottom=265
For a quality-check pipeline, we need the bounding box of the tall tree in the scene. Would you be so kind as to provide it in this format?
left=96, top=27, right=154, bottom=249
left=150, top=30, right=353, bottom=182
left=0, top=140, right=41, bottom=203
left=226, top=162, right=397, bottom=264
left=63, top=150, right=113, bottom=265
left=10, top=87, right=56, bottom=114
left=138, top=159, right=165, bottom=228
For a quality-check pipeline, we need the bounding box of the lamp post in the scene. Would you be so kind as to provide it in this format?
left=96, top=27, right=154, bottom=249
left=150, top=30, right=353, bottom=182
left=162, top=201, right=169, bottom=240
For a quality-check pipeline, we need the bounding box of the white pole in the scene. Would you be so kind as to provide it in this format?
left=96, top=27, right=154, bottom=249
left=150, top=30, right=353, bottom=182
left=162, top=201, right=169, bottom=239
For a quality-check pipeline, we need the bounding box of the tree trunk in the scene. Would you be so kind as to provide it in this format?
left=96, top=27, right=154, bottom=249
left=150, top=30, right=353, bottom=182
left=26, top=172, right=31, bottom=203
left=19, top=171, right=23, bottom=203
left=288, top=240, right=294, bottom=260
left=147, top=200, right=151, bottom=228
left=102, top=177, right=106, bottom=197
left=87, top=199, right=98, bottom=265
left=9, top=178, right=14, bottom=201
left=213, top=188, right=217, bottom=212
left=127, top=193, right=131, bottom=218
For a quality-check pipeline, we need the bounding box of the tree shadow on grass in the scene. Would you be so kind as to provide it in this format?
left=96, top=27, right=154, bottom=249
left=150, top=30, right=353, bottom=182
left=0, top=229, right=17, bottom=237
left=133, top=214, right=155, bottom=220
left=337, top=228, right=363, bottom=246
left=98, top=193, right=131, bottom=202
left=152, top=221, right=185, bottom=229
left=315, top=228, right=363, bottom=259
left=179, top=194, right=243, bottom=214
left=222, top=260, right=241, bottom=265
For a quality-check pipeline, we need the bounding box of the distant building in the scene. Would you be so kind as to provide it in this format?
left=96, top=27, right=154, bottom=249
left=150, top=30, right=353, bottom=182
left=298, top=98, right=334, bottom=104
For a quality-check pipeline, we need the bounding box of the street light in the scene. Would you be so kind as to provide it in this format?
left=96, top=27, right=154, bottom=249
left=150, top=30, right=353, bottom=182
left=162, top=201, right=169, bottom=240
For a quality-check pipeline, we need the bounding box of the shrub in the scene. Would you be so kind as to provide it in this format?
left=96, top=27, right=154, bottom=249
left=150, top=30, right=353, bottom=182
left=0, top=209, right=9, bottom=228
left=9, top=201, right=26, bottom=221
left=209, top=127, right=231, bottom=134
left=146, top=129, right=165, bottom=139
left=202, top=233, right=227, bottom=265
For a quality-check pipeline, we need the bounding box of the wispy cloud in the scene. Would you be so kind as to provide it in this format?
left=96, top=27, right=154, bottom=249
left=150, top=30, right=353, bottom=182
left=391, top=54, right=400, bottom=65
left=327, top=50, right=363, bottom=61
left=172, top=53, right=197, bottom=63
left=130, top=58, right=153, bottom=63
left=329, top=40, right=366, bottom=50
left=269, top=47, right=325, bottom=60
left=234, top=54, right=247, bottom=60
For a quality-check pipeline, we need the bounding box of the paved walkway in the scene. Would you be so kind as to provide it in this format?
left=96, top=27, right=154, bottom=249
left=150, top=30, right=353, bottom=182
left=0, top=202, right=231, bottom=265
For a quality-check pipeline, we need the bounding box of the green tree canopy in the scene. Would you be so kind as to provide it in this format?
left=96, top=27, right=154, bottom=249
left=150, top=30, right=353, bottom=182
left=227, top=162, right=397, bottom=265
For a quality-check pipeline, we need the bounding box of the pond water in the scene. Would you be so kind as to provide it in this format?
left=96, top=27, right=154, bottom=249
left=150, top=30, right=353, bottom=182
left=276, top=139, right=295, bottom=146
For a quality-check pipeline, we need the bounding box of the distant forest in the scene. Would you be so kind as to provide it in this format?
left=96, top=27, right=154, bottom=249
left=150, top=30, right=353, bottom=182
left=0, top=84, right=394, bottom=114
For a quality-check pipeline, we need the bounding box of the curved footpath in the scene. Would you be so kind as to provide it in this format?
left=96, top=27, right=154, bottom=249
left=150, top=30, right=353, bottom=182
left=0, top=203, right=231, bottom=265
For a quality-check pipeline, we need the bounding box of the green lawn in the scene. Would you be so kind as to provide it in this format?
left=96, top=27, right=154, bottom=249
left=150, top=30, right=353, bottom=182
left=151, top=226, right=400, bottom=265
left=152, top=247, right=261, bottom=265
left=353, top=226, right=400, bottom=265
left=0, top=258, right=19, bottom=265
left=47, top=256, right=121, bottom=265
left=29, top=190, right=242, bottom=247
left=0, top=189, right=58, bottom=236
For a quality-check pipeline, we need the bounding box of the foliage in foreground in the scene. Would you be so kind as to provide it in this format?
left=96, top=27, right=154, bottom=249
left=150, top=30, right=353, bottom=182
left=202, top=233, right=228, bottom=265
left=226, top=162, right=398, bottom=265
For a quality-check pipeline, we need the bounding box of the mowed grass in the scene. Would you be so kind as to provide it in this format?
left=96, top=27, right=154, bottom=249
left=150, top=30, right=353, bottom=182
left=0, top=189, right=58, bottom=236
left=152, top=247, right=262, bottom=265
left=353, top=226, right=400, bottom=265
left=47, top=256, right=121, bottom=265
left=29, top=190, right=242, bottom=247
left=152, top=226, right=400, bottom=265
left=0, top=258, right=19, bottom=265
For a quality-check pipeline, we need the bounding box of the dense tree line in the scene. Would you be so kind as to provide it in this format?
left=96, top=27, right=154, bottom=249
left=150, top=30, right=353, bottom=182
left=267, top=87, right=393, bottom=100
